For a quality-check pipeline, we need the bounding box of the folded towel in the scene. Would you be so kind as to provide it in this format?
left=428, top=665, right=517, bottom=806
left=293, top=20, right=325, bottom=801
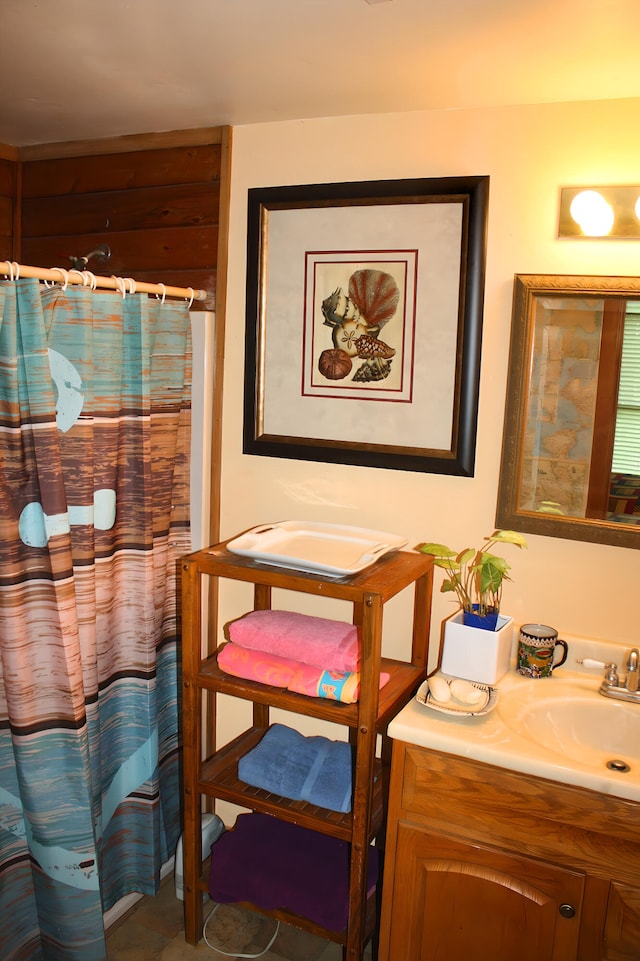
left=228, top=609, right=360, bottom=673
left=217, top=642, right=389, bottom=703
left=217, top=641, right=297, bottom=690
left=209, top=812, right=379, bottom=931
left=238, top=723, right=353, bottom=812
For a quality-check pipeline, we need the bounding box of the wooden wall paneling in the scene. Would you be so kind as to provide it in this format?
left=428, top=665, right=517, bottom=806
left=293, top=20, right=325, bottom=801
left=205, top=124, right=231, bottom=779
left=18, top=127, right=223, bottom=163
left=21, top=225, right=218, bottom=273
left=0, top=156, right=18, bottom=262
left=21, top=144, right=222, bottom=197
left=208, top=124, right=231, bottom=561
left=0, top=157, right=15, bottom=195
left=0, top=195, right=13, bottom=261
left=22, top=182, right=219, bottom=237
left=0, top=143, right=19, bottom=163
left=20, top=139, right=224, bottom=310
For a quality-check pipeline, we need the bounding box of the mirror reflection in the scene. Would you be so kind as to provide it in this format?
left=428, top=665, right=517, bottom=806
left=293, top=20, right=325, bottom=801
left=496, top=275, right=640, bottom=549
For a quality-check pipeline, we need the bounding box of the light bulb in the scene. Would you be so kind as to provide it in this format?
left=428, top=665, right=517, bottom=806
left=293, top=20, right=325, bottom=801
left=569, top=190, right=614, bottom=236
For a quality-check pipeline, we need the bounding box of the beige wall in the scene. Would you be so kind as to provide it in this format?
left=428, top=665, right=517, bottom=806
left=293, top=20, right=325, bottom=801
left=217, top=98, right=640, bottom=674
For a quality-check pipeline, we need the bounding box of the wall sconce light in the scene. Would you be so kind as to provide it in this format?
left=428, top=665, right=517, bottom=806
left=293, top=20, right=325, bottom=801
left=559, top=186, right=640, bottom=238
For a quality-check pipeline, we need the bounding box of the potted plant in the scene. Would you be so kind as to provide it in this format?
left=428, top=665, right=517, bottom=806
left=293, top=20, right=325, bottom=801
left=418, top=529, right=527, bottom=630
left=418, top=530, right=527, bottom=685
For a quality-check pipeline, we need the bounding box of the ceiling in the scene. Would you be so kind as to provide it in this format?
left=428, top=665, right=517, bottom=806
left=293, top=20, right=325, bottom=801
left=3, top=0, right=640, bottom=148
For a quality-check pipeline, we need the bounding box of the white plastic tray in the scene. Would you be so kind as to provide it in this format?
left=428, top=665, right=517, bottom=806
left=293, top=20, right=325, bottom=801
left=225, top=521, right=407, bottom=577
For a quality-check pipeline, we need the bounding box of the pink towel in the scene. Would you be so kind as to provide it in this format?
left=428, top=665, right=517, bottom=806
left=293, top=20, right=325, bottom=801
left=228, top=610, right=360, bottom=673
left=217, top=642, right=389, bottom=704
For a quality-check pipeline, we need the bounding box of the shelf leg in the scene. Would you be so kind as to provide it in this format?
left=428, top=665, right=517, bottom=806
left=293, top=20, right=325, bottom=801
left=181, top=558, right=204, bottom=944
left=345, top=592, right=383, bottom=961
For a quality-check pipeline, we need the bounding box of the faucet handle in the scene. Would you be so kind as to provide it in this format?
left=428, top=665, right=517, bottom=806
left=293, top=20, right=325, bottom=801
left=576, top=658, right=619, bottom=685
left=604, top=662, right=619, bottom=686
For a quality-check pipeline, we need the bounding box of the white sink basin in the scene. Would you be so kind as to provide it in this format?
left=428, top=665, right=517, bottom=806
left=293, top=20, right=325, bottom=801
left=498, top=692, right=640, bottom=767
left=388, top=635, right=640, bottom=802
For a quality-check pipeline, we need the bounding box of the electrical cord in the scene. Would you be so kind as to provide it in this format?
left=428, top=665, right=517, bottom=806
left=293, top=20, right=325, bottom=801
left=202, top=902, right=281, bottom=958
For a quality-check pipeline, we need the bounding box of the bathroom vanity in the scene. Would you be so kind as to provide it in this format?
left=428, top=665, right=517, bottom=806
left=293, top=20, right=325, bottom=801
left=378, top=641, right=640, bottom=961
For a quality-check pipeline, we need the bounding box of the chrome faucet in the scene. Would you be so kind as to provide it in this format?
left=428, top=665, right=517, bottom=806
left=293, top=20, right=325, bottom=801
left=599, top=648, right=640, bottom=703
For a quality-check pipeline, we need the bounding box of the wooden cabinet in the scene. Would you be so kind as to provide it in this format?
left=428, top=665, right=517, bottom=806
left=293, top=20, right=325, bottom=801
left=379, top=743, right=640, bottom=961
left=180, top=539, right=433, bottom=961
left=387, top=823, right=583, bottom=960
left=603, top=882, right=640, bottom=961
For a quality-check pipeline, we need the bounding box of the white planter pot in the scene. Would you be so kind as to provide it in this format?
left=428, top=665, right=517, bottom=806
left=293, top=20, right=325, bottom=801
left=441, top=611, right=514, bottom=685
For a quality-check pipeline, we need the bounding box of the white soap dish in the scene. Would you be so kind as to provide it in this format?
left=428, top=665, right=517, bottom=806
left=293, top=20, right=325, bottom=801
left=415, top=677, right=498, bottom=717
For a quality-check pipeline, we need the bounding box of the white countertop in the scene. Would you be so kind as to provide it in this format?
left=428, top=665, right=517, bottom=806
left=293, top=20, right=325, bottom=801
left=389, top=634, right=640, bottom=803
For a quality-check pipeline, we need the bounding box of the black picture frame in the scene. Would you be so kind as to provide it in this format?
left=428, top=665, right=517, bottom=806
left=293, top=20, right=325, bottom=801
left=243, top=175, right=489, bottom=476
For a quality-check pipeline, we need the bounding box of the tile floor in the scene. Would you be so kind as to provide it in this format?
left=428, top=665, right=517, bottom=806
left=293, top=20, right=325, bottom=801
left=106, top=873, right=372, bottom=960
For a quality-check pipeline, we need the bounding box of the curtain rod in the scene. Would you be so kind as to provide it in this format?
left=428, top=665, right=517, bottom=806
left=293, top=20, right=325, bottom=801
left=1, top=261, right=208, bottom=304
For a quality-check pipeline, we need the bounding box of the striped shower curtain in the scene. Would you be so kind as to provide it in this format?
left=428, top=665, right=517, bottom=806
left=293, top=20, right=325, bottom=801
left=0, top=278, right=192, bottom=960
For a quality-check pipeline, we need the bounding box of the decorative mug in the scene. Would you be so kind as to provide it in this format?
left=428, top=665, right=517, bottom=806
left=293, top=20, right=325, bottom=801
left=517, top=624, right=568, bottom=678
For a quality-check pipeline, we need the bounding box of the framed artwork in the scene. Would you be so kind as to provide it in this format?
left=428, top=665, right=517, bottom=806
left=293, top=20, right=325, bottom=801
left=243, top=175, right=489, bottom=475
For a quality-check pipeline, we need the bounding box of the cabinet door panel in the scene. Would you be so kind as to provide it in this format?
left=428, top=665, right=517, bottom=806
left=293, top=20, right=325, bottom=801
left=387, top=826, right=584, bottom=961
left=604, top=882, right=640, bottom=961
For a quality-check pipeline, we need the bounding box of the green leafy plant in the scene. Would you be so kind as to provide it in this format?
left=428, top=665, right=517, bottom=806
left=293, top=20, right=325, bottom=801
left=418, top=530, right=527, bottom=618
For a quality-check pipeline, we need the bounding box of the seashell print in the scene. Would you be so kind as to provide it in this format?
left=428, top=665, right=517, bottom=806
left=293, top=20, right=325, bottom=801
left=353, top=334, right=396, bottom=359
left=348, top=269, right=399, bottom=331
left=319, top=267, right=400, bottom=383
left=318, top=348, right=353, bottom=380
left=321, top=288, right=364, bottom=328
left=352, top=357, right=393, bottom=382
left=332, top=318, right=370, bottom=356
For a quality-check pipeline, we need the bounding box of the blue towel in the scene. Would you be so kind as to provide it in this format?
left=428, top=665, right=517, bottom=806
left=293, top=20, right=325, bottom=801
left=238, top=723, right=353, bottom=813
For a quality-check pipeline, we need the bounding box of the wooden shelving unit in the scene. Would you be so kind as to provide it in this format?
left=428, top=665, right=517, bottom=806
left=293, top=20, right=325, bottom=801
left=180, top=538, right=433, bottom=961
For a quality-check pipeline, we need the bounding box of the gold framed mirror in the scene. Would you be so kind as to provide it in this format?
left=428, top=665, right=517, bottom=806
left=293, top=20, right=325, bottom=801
left=496, top=274, right=640, bottom=549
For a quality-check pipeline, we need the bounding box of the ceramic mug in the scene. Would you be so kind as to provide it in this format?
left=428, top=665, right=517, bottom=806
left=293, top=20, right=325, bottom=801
left=517, top=624, right=568, bottom=678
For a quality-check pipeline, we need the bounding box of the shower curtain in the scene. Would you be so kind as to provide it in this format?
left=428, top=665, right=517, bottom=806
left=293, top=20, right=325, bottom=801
left=0, top=278, right=192, bottom=961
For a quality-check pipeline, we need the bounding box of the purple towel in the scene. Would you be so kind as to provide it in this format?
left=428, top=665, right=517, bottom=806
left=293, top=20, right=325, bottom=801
left=209, top=812, right=378, bottom=931
left=228, top=609, right=360, bottom=673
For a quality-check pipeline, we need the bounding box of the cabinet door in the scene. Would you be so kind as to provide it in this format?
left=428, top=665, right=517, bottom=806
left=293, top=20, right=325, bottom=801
left=604, top=882, right=640, bottom=961
left=385, top=825, right=584, bottom=961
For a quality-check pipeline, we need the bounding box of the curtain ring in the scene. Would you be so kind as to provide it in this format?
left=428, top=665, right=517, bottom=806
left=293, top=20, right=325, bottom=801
left=44, top=268, right=58, bottom=289
left=156, top=283, right=166, bottom=305
left=69, top=269, right=86, bottom=286
left=124, top=277, right=136, bottom=295
left=82, top=270, right=97, bottom=291
left=55, top=267, right=70, bottom=291
left=112, top=275, right=127, bottom=299
left=4, top=261, right=14, bottom=281
left=186, top=287, right=195, bottom=309
left=11, top=261, right=20, bottom=280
